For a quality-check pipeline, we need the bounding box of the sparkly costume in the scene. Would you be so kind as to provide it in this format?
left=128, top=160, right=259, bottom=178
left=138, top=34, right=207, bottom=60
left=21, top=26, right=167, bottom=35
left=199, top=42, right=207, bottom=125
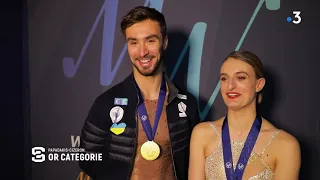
left=205, top=123, right=281, bottom=180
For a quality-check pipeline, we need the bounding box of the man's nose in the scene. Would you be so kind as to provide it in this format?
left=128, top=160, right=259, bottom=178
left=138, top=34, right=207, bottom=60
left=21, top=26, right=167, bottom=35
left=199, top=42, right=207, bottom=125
left=139, top=43, right=149, bottom=57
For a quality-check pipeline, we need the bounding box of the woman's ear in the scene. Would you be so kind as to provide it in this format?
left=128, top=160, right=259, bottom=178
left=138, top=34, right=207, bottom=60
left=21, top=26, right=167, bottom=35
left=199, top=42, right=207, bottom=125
left=256, top=78, right=266, bottom=92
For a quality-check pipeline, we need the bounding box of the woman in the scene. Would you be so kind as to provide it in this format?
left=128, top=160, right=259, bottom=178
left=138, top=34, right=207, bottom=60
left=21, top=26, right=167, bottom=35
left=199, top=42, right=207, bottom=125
left=188, top=50, right=301, bottom=180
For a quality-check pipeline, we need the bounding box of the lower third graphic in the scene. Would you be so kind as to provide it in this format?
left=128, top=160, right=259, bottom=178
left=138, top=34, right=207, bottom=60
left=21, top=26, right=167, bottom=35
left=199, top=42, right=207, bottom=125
left=31, top=147, right=102, bottom=162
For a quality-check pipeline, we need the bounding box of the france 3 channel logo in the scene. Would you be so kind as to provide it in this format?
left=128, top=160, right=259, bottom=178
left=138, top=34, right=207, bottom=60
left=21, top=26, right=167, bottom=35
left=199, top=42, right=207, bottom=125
left=31, top=147, right=102, bottom=162
left=286, top=11, right=302, bottom=24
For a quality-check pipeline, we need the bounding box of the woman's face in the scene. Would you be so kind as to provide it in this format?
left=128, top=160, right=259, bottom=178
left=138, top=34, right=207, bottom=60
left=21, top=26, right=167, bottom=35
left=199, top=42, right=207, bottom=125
left=220, top=58, right=265, bottom=110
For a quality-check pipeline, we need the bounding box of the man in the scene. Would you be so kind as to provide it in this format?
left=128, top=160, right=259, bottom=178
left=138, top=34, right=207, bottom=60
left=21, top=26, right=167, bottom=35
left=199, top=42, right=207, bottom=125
left=79, top=6, right=200, bottom=180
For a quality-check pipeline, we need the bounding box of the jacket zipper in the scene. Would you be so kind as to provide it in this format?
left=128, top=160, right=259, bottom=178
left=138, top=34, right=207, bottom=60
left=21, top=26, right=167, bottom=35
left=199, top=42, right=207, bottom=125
left=167, top=103, right=178, bottom=180
left=126, top=95, right=139, bottom=180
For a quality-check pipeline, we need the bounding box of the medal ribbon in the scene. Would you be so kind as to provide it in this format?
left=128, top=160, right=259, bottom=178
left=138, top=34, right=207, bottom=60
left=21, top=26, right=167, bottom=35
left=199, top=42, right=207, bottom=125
left=222, top=115, right=262, bottom=180
left=134, top=75, right=166, bottom=141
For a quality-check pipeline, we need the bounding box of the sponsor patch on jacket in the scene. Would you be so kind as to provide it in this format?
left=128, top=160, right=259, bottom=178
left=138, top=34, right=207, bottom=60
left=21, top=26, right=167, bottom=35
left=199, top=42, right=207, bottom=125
left=178, top=102, right=187, bottom=117
left=114, top=98, right=128, bottom=106
left=109, top=106, right=124, bottom=123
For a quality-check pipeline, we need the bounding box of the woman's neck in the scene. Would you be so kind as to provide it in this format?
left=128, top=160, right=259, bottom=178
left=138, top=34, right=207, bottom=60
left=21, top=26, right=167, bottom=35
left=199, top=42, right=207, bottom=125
left=227, top=103, right=258, bottom=140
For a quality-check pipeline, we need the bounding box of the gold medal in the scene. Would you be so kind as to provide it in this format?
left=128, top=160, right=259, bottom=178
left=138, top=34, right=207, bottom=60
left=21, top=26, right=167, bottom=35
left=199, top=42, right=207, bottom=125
left=140, top=141, right=160, bottom=161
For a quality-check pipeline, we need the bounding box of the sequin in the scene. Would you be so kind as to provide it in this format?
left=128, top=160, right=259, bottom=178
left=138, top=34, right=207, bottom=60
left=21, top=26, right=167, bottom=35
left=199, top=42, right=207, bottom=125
left=205, top=123, right=281, bottom=180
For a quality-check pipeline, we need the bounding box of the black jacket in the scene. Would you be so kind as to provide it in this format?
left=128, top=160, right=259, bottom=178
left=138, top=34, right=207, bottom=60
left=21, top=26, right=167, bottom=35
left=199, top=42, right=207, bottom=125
left=79, top=73, right=200, bottom=180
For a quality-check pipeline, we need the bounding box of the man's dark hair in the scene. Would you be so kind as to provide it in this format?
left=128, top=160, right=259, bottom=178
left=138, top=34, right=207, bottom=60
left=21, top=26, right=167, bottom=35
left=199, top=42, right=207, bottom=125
left=121, top=6, right=167, bottom=38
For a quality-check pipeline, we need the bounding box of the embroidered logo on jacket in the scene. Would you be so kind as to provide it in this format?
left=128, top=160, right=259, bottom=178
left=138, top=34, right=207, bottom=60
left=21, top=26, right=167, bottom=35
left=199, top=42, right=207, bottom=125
left=178, top=102, right=187, bottom=117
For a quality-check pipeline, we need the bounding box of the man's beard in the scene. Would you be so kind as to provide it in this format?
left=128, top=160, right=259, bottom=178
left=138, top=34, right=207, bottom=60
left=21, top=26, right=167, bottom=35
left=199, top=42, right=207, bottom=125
left=133, top=48, right=164, bottom=76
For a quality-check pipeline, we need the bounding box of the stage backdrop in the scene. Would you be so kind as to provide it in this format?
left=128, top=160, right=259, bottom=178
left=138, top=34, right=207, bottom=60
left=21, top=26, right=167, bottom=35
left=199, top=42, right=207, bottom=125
left=28, top=0, right=319, bottom=179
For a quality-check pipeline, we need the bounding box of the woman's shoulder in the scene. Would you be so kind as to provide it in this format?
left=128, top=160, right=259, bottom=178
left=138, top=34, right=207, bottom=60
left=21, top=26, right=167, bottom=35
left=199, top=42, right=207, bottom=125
left=262, top=118, right=300, bottom=150
left=275, top=130, right=300, bottom=147
left=191, top=117, right=225, bottom=148
left=192, top=117, right=225, bottom=136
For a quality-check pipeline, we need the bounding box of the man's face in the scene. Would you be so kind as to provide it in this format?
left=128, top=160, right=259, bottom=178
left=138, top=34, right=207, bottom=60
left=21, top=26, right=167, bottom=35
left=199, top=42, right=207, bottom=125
left=125, top=19, right=168, bottom=76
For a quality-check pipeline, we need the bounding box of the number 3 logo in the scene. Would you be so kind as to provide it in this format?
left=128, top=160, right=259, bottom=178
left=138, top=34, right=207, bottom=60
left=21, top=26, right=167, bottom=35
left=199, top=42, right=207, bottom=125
left=32, top=147, right=46, bottom=162
left=292, top=11, right=301, bottom=24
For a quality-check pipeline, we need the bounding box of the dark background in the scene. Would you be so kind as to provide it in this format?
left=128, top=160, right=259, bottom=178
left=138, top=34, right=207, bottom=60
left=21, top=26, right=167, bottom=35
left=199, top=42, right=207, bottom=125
left=2, top=0, right=31, bottom=179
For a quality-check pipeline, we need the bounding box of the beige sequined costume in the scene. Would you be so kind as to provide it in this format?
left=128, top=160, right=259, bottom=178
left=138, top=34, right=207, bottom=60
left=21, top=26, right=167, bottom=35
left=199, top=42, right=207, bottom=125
left=205, top=123, right=281, bottom=180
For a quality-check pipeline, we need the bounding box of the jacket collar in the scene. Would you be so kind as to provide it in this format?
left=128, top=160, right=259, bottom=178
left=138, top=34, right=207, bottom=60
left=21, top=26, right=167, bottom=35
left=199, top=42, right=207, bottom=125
left=126, top=72, right=179, bottom=104
left=164, top=73, right=179, bottom=103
